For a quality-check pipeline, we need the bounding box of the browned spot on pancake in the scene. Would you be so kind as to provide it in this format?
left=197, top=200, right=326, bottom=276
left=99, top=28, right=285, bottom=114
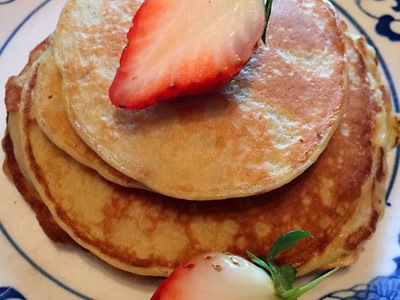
left=375, top=147, right=386, bottom=182
left=345, top=210, right=378, bottom=251
left=102, top=192, right=134, bottom=239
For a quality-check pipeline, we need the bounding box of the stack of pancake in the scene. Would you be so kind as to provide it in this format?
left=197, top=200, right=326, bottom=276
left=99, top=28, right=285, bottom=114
left=2, top=0, right=400, bottom=278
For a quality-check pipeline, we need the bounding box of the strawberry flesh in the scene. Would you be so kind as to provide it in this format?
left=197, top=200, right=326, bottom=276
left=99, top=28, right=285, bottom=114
left=109, top=0, right=266, bottom=110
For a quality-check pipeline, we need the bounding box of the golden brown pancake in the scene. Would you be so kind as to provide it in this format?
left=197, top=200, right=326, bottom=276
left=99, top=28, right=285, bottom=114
left=8, top=32, right=398, bottom=277
left=52, top=0, right=347, bottom=200
left=32, top=50, right=149, bottom=189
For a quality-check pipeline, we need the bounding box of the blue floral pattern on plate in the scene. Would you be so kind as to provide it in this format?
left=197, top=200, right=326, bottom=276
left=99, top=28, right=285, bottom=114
left=0, top=287, right=26, bottom=300
left=356, top=0, right=400, bottom=41
left=0, top=0, right=15, bottom=5
left=319, top=235, right=400, bottom=299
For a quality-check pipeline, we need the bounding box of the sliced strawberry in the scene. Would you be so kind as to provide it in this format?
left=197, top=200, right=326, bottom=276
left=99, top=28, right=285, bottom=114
left=150, top=252, right=276, bottom=300
left=109, top=0, right=267, bottom=110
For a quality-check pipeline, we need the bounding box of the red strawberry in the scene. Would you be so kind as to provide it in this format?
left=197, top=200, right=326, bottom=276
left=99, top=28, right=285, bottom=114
left=150, top=252, right=277, bottom=300
left=109, top=0, right=267, bottom=110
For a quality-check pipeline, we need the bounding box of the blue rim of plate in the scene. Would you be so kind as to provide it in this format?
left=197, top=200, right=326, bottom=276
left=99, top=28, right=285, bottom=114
left=0, top=1, right=399, bottom=299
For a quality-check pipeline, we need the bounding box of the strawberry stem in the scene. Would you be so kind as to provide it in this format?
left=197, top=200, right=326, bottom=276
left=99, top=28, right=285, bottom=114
left=280, top=268, right=339, bottom=300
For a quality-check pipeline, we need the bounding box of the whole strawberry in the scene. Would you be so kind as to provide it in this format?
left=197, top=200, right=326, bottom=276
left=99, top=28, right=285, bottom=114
left=151, top=231, right=337, bottom=300
left=109, top=0, right=273, bottom=110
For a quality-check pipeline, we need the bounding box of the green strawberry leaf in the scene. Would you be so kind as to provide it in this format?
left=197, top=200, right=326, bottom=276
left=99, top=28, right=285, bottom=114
left=267, top=230, right=312, bottom=262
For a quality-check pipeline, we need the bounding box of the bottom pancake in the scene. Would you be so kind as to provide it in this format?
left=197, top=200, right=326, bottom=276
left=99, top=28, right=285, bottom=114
left=4, top=32, right=397, bottom=277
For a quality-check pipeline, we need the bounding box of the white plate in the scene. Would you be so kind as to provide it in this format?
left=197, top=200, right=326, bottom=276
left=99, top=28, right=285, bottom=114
left=0, top=1, right=399, bottom=299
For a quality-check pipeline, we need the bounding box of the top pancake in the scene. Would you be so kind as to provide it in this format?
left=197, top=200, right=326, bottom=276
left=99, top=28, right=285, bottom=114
left=52, top=0, right=346, bottom=200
